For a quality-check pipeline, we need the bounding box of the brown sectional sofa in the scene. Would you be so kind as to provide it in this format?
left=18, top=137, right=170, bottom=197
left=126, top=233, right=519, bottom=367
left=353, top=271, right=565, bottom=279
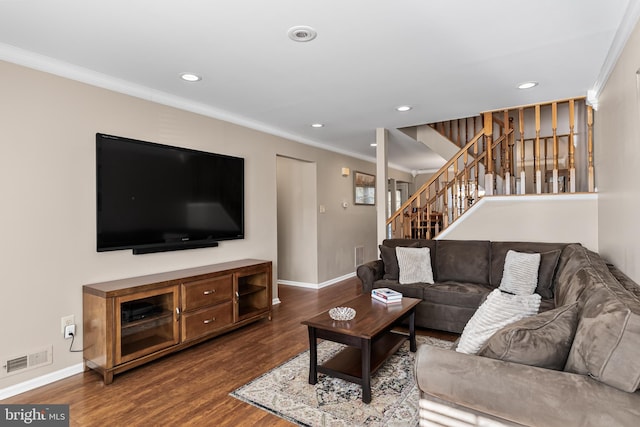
left=357, top=239, right=640, bottom=426
left=356, top=239, right=565, bottom=333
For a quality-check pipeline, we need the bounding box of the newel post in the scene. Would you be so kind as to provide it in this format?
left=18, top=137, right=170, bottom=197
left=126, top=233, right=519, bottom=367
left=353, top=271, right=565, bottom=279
left=518, top=108, right=526, bottom=194
left=535, top=105, right=542, bottom=194
left=484, top=112, right=494, bottom=195
left=568, top=99, right=576, bottom=192
left=587, top=106, right=595, bottom=192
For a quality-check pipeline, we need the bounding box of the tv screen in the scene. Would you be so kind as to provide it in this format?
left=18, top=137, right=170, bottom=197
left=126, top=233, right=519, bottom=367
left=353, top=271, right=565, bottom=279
left=96, top=133, right=244, bottom=254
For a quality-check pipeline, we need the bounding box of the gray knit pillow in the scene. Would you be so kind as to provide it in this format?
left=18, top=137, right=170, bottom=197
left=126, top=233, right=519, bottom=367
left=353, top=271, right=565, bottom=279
left=499, top=250, right=541, bottom=295
left=396, top=247, right=434, bottom=284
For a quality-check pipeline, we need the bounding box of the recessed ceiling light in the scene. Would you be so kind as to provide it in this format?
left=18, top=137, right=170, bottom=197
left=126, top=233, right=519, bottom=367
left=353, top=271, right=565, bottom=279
left=311, top=123, right=324, bottom=128
left=370, top=143, right=377, bottom=147
left=396, top=105, right=412, bottom=112
left=180, top=73, right=202, bottom=82
left=288, top=26, right=317, bottom=42
left=518, top=81, right=538, bottom=89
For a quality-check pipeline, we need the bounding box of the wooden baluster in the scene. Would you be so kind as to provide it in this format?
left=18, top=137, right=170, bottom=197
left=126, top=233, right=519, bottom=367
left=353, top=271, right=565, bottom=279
left=457, top=119, right=461, bottom=147
left=519, top=108, right=526, bottom=194
left=509, top=117, right=515, bottom=192
left=568, top=99, right=576, bottom=192
left=552, top=102, right=559, bottom=193
left=503, top=110, right=511, bottom=195
left=474, top=137, right=480, bottom=200
left=463, top=149, right=470, bottom=211
left=484, top=112, right=494, bottom=195
left=535, top=105, right=542, bottom=194
left=473, top=116, right=478, bottom=139
left=442, top=168, right=449, bottom=228
left=544, top=136, right=550, bottom=190
left=425, top=203, right=432, bottom=239
left=466, top=118, right=470, bottom=147
left=453, top=161, right=459, bottom=220
left=448, top=120, right=453, bottom=141
left=434, top=178, right=442, bottom=229
left=587, top=105, right=595, bottom=192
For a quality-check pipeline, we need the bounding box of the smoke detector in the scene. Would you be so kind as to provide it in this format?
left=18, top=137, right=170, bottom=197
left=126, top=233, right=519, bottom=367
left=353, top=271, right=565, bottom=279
left=288, top=26, right=317, bottom=42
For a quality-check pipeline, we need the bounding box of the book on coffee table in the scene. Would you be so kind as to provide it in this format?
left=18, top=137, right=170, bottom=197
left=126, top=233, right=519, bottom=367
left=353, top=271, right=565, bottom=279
left=371, top=287, right=402, bottom=304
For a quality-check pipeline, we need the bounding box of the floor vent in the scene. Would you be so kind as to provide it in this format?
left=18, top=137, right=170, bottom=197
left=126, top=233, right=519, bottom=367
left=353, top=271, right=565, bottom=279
left=1, top=346, right=53, bottom=378
left=355, top=246, right=365, bottom=267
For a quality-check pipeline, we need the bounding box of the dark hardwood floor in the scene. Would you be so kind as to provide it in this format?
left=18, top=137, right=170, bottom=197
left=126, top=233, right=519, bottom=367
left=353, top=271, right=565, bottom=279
left=2, top=277, right=457, bottom=426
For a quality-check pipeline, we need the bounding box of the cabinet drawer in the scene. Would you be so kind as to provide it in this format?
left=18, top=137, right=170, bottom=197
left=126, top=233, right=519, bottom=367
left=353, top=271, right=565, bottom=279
left=181, top=275, right=233, bottom=311
left=182, top=302, right=233, bottom=342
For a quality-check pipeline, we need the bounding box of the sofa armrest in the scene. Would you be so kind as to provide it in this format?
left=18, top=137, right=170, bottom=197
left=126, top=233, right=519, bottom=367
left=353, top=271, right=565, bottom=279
left=415, top=344, right=640, bottom=427
left=356, top=259, right=384, bottom=293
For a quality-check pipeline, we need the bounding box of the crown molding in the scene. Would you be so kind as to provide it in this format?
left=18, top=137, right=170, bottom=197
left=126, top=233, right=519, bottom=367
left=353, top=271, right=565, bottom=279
left=589, top=1, right=640, bottom=108
left=0, top=42, right=384, bottom=167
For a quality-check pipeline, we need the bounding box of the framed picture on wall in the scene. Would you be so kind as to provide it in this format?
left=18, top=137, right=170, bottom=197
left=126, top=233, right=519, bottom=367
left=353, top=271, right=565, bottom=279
left=354, top=171, right=375, bottom=205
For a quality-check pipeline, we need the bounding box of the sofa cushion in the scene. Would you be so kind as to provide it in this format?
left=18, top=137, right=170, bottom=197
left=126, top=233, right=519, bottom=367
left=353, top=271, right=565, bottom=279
left=479, top=303, right=578, bottom=370
left=436, top=240, right=491, bottom=285
left=380, top=239, right=436, bottom=280
left=379, top=243, right=416, bottom=280
left=554, top=244, right=594, bottom=307
left=397, top=246, right=434, bottom=284
left=608, top=264, right=640, bottom=299
left=373, top=280, right=426, bottom=300
left=456, top=289, right=541, bottom=354
left=499, top=250, right=541, bottom=295
left=564, top=265, right=640, bottom=393
left=423, top=282, right=493, bottom=309
left=490, top=242, right=565, bottom=298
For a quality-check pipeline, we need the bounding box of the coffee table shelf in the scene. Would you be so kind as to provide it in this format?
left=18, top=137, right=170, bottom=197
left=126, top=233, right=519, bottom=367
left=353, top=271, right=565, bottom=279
left=319, top=331, right=406, bottom=380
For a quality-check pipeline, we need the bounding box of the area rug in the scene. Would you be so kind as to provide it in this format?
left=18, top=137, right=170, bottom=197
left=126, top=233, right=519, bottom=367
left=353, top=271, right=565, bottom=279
left=230, top=335, right=453, bottom=426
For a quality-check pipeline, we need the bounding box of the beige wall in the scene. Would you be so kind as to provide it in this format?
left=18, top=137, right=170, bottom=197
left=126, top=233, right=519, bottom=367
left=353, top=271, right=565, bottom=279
left=438, top=195, right=599, bottom=251
left=0, top=60, right=410, bottom=390
left=595, top=18, right=640, bottom=282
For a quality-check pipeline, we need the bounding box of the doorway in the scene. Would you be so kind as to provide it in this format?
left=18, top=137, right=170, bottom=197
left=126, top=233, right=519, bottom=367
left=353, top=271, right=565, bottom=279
left=276, top=155, right=318, bottom=284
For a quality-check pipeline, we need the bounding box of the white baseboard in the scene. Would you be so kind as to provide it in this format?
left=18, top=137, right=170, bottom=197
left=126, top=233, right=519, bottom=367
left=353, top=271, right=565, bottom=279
left=278, top=272, right=356, bottom=290
left=0, top=363, right=85, bottom=400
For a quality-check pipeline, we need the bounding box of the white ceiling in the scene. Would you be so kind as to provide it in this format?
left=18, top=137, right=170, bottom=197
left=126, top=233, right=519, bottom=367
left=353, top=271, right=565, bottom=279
left=0, top=0, right=636, bottom=172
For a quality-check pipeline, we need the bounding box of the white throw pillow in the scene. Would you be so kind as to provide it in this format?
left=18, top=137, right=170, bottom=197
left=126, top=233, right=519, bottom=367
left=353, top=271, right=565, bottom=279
left=396, top=246, right=434, bottom=284
left=499, top=250, right=541, bottom=295
left=456, top=289, right=541, bottom=354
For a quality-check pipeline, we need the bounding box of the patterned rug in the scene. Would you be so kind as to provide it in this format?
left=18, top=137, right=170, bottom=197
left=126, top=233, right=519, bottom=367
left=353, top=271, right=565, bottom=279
left=230, top=335, right=453, bottom=426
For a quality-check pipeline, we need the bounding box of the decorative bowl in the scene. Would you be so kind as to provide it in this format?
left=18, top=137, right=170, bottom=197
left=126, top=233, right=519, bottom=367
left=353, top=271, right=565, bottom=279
left=329, top=306, right=356, bottom=321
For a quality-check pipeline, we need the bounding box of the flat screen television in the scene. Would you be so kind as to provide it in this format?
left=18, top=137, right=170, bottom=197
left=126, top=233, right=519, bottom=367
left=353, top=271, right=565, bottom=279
left=96, top=133, right=244, bottom=254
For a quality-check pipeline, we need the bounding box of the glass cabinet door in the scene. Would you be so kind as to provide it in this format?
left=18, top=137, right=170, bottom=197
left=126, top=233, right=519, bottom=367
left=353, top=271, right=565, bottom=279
left=115, top=286, right=179, bottom=364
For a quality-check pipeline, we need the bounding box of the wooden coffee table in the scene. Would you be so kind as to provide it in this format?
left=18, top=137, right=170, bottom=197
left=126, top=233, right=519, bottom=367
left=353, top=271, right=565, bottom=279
left=301, top=294, right=421, bottom=403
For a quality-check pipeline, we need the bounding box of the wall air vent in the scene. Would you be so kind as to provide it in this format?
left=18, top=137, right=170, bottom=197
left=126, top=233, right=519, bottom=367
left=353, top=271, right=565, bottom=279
left=1, top=345, right=53, bottom=377
left=6, top=356, right=27, bottom=373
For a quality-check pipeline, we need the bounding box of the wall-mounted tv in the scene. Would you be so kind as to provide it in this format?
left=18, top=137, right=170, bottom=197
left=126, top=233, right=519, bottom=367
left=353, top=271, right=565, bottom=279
left=96, top=133, right=244, bottom=254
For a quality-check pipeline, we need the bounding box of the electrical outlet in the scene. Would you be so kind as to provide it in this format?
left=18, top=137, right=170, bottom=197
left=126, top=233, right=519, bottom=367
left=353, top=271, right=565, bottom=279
left=64, top=324, right=76, bottom=339
left=61, top=315, right=75, bottom=335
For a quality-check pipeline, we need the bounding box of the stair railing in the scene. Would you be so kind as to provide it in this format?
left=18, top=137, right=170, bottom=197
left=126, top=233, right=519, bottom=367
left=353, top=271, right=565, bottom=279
left=387, top=97, right=593, bottom=239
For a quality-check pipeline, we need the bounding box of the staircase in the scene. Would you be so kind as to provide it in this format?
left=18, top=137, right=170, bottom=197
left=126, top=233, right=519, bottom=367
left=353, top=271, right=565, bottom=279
left=387, top=97, right=594, bottom=239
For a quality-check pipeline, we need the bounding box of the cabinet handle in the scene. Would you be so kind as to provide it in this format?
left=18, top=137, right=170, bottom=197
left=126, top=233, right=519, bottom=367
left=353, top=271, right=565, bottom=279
left=176, top=307, right=181, bottom=320
left=203, top=289, right=216, bottom=295
left=235, top=291, right=240, bottom=298
left=203, top=317, right=216, bottom=324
